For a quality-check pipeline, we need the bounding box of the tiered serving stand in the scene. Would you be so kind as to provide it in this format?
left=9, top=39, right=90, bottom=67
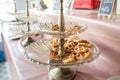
left=8, top=0, right=43, bottom=46
left=8, top=0, right=100, bottom=80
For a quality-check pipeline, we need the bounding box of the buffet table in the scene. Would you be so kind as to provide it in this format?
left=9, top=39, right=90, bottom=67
left=2, top=10, right=120, bottom=80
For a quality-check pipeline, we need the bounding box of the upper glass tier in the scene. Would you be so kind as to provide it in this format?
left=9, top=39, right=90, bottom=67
left=38, top=22, right=87, bottom=38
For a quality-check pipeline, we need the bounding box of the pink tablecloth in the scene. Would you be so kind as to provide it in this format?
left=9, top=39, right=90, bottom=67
left=2, top=11, right=120, bottom=80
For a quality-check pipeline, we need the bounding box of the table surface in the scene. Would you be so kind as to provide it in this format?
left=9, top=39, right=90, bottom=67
left=2, top=9, right=120, bottom=80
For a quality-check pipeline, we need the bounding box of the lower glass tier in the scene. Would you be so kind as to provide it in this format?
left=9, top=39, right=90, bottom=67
left=24, top=38, right=100, bottom=66
left=24, top=37, right=100, bottom=80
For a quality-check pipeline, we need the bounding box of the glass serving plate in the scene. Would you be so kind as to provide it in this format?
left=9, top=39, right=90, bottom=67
left=24, top=38, right=100, bottom=80
left=38, top=22, right=87, bottom=38
left=7, top=11, right=24, bottom=16
left=24, top=39, right=100, bottom=67
left=8, top=23, right=40, bottom=37
left=6, top=19, right=26, bottom=25
left=15, top=13, right=44, bottom=23
left=7, top=11, right=44, bottom=24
